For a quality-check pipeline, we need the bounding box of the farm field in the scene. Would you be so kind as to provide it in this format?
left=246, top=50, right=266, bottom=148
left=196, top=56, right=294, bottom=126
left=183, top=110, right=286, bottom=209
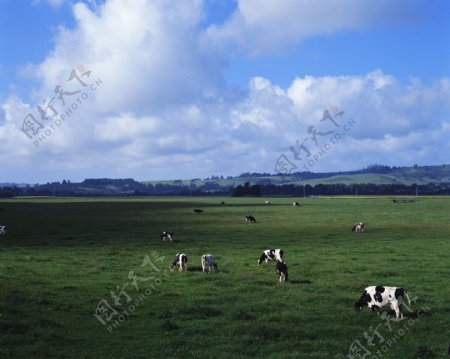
left=0, top=196, right=449, bottom=358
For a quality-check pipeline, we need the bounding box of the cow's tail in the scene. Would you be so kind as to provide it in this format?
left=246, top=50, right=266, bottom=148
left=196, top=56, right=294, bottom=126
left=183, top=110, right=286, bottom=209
left=404, top=291, right=412, bottom=312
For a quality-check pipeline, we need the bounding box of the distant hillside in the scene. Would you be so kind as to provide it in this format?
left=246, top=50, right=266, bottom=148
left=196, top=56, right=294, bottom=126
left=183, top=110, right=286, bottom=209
left=143, top=164, right=450, bottom=186
left=2, top=164, right=450, bottom=197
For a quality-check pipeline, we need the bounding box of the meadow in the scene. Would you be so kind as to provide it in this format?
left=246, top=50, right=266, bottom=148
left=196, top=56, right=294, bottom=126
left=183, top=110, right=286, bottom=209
left=0, top=196, right=449, bottom=358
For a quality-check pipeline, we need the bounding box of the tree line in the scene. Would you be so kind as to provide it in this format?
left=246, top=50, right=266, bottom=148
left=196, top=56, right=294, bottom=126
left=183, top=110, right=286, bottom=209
left=2, top=181, right=450, bottom=197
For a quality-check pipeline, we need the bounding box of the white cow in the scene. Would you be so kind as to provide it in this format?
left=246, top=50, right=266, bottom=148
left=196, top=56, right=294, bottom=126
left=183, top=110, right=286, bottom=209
left=355, top=286, right=410, bottom=319
left=171, top=253, right=188, bottom=272
left=160, top=231, right=174, bottom=242
left=258, top=249, right=284, bottom=265
left=352, top=222, right=365, bottom=232
left=0, top=226, right=6, bottom=235
left=264, top=200, right=271, bottom=205
left=201, top=254, right=217, bottom=272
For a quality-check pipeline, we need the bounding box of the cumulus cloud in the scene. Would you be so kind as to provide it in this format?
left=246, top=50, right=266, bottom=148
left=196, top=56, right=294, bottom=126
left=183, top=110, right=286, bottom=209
left=205, top=0, right=422, bottom=55
left=1, top=0, right=449, bottom=182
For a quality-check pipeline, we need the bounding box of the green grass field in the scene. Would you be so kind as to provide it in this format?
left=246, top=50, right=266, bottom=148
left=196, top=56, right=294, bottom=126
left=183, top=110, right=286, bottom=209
left=0, top=197, right=449, bottom=358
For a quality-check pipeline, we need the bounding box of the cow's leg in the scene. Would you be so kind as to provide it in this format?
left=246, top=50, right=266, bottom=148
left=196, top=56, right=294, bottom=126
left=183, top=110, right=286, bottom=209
left=392, top=302, right=402, bottom=319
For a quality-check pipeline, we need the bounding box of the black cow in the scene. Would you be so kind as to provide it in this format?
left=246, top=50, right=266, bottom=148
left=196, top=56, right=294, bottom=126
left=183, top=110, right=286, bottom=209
left=258, top=249, right=284, bottom=265
left=171, top=253, right=188, bottom=272
left=160, top=231, right=174, bottom=242
left=245, top=214, right=256, bottom=223
left=276, top=261, right=288, bottom=283
left=352, top=222, right=365, bottom=232
left=355, top=286, right=410, bottom=319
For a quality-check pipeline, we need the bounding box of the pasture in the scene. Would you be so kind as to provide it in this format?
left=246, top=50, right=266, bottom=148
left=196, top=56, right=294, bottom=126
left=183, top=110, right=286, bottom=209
left=0, top=196, right=449, bottom=358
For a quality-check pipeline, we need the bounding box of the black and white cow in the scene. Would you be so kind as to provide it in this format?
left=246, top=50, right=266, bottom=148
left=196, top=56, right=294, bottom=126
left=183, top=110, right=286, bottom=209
left=0, top=225, right=6, bottom=235
left=352, top=222, right=365, bottom=232
left=258, top=249, right=284, bottom=265
left=171, top=253, right=188, bottom=272
left=355, top=286, right=410, bottom=319
left=201, top=254, right=217, bottom=272
left=264, top=200, right=271, bottom=205
left=160, top=231, right=174, bottom=242
left=293, top=201, right=299, bottom=207
left=245, top=214, right=256, bottom=223
left=276, top=261, right=288, bottom=283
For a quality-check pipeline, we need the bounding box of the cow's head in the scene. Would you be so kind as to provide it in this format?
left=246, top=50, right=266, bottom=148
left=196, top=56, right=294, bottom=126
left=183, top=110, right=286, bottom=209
left=355, top=290, right=371, bottom=312
left=257, top=252, right=267, bottom=265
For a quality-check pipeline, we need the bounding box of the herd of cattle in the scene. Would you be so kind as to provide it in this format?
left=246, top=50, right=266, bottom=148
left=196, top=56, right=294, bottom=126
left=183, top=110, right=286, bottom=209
left=0, top=200, right=409, bottom=318
left=159, top=201, right=412, bottom=318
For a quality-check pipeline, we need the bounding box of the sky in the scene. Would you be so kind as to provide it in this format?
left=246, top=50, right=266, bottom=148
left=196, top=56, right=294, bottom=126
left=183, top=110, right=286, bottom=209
left=1, top=0, right=450, bottom=183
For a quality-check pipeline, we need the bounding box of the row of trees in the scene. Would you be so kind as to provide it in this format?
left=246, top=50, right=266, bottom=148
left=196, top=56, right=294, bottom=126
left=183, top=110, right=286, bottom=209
left=2, top=181, right=450, bottom=198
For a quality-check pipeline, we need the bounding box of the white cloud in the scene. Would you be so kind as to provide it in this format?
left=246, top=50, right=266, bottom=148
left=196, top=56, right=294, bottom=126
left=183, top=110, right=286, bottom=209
left=205, top=0, right=421, bottom=55
left=1, top=0, right=449, bottom=182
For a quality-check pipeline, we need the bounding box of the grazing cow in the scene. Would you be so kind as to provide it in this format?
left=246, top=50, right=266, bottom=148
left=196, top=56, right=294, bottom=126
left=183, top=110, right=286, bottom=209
left=0, top=225, right=6, bottom=235
left=293, top=201, right=299, bottom=207
left=201, top=254, right=217, bottom=272
left=193, top=209, right=204, bottom=214
left=171, top=253, right=188, bottom=272
left=258, top=249, right=284, bottom=265
left=352, top=222, right=365, bottom=232
left=355, top=286, right=410, bottom=319
left=220, top=201, right=226, bottom=205
left=264, top=200, right=271, bottom=205
left=245, top=214, right=256, bottom=223
left=276, top=261, right=288, bottom=283
left=160, top=231, right=174, bottom=242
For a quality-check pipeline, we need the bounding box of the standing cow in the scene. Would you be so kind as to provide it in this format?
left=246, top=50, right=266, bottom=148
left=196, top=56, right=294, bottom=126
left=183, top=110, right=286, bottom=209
left=276, top=261, right=288, bottom=283
left=352, top=222, right=365, bottom=232
left=201, top=254, right=217, bottom=273
left=0, top=225, right=6, bottom=235
left=171, top=253, right=188, bottom=272
left=355, top=285, right=410, bottom=319
left=258, top=249, right=284, bottom=265
left=245, top=214, right=256, bottom=223
left=160, top=231, right=174, bottom=242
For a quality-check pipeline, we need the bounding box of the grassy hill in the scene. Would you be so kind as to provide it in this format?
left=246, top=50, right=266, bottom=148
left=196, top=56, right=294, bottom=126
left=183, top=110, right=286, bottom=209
left=144, top=164, right=450, bottom=187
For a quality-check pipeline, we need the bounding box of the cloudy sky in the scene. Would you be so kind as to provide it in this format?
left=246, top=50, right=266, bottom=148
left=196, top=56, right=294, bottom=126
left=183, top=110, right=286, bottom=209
left=1, top=0, right=449, bottom=183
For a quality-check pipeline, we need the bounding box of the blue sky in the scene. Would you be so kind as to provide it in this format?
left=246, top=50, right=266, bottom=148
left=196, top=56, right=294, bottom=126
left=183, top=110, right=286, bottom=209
left=1, top=0, right=450, bottom=183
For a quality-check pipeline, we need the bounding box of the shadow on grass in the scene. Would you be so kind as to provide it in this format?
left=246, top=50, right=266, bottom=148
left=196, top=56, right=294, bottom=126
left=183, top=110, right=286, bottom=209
left=289, top=279, right=313, bottom=285
left=187, top=265, right=224, bottom=273
left=403, top=310, right=432, bottom=318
